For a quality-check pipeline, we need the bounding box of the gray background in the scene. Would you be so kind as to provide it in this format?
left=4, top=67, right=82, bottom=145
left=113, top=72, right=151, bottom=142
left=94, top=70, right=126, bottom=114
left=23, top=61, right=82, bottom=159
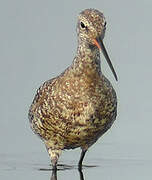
left=0, top=0, right=152, bottom=179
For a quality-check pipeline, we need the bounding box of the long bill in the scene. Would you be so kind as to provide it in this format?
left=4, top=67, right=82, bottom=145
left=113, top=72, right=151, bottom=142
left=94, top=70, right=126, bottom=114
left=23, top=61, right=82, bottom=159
left=94, top=37, right=118, bottom=81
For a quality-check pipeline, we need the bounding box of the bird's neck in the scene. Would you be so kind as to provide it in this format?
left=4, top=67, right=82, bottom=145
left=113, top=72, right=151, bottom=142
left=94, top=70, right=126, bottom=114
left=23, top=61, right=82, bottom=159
left=77, top=41, right=100, bottom=59
left=72, top=42, right=102, bottom=76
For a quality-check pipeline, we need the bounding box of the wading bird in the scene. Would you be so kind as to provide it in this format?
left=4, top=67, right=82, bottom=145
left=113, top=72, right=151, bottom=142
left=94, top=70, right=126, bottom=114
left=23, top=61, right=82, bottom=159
left=29, top=8, right=118, bottom=170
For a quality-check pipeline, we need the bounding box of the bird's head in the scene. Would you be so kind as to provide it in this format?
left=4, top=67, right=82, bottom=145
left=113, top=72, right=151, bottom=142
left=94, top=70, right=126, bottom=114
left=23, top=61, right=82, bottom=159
left=77, top=9, right=118, bottom=81
left=77, top=9, right=106, bottom=45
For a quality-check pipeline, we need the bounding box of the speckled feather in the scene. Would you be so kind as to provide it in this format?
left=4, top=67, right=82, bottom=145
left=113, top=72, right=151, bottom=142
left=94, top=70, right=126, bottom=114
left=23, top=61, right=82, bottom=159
left=28, top=8, right=117, bottom=167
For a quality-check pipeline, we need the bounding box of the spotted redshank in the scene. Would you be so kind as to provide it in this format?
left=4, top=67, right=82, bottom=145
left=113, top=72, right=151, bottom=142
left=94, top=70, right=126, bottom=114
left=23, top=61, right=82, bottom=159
left=28, top=8, right=118, bottom=170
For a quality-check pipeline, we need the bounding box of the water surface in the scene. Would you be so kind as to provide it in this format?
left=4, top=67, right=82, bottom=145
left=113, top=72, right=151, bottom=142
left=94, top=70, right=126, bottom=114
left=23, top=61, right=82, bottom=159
left=1, top=0, right=152, bottom=179
left=1, top=143, right=152, bottom=180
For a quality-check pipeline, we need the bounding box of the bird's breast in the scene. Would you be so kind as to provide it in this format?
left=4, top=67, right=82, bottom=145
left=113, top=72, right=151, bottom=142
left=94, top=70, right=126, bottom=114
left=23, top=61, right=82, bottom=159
left=55, top=69, right=117, bottom=128
left=29, top=64, right=117, bottom=147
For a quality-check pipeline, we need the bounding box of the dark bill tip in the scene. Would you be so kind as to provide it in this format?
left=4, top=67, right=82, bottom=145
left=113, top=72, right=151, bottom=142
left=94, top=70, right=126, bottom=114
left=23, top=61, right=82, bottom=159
left=96, top=37, right=118, bottom=81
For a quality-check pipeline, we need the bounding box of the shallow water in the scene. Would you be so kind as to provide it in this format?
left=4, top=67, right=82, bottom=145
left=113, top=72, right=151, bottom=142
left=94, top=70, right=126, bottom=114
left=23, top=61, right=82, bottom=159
left=1, top=143, right=152, bottom=180
left=1, top=0, right=152, bottom=179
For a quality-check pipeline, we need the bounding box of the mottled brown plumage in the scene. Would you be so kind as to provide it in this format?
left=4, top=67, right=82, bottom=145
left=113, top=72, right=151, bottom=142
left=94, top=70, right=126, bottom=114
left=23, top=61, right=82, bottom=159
left=28, top=9, right=117, bottom=169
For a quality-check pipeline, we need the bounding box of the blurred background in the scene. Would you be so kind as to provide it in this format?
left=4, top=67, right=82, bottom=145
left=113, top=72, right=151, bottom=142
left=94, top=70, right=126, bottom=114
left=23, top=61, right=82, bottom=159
left=0, top=0, right=152, bottom=179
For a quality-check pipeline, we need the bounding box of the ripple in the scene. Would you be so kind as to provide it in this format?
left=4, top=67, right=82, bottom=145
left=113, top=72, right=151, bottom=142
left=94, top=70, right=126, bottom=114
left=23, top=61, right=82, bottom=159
left=38, top=163, right=98, bottom=171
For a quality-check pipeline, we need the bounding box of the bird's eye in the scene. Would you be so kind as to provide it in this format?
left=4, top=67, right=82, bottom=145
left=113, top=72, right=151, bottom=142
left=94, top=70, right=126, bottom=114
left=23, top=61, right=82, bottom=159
left=80, top=22, right=86, bottom=29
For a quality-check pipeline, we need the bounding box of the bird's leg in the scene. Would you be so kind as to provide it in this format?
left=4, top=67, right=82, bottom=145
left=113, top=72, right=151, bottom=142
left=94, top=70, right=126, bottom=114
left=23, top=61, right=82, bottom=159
left=78, top=168, right=85, bottom=180
left=78, top=148, right=87, bottom=170
left=47, top=148, right=61, bottom=170
left=50, top=167, right=57, bottom=180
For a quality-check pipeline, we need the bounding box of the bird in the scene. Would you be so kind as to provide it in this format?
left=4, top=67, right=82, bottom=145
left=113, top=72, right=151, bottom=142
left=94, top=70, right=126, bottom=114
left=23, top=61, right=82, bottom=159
left=28, top=8, right=118, bottom=170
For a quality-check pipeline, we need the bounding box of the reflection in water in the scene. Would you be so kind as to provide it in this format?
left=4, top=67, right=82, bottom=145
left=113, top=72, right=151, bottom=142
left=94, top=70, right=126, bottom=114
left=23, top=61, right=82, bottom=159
left=78, top=168, right=85, bottom=180
left=50, top=168, right=85, bottom=180
left=50, top=169, right=57, bottom=180
left=39, top=164, right=97, bottom=180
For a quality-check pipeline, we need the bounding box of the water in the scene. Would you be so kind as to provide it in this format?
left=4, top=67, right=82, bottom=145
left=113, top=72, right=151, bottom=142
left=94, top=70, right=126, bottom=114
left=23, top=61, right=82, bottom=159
left=1, top=0, right=152, bottom=179
left=1, top=143, right=152, bottom=179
